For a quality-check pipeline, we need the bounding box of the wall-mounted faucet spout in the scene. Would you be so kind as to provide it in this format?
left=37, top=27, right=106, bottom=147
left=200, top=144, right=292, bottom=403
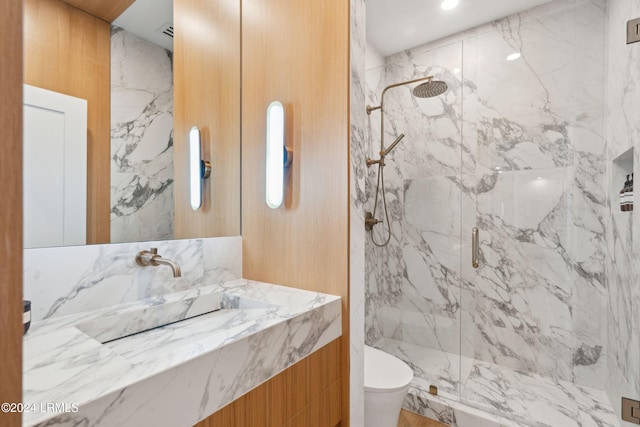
left=136, top=248, right=182, bottom=277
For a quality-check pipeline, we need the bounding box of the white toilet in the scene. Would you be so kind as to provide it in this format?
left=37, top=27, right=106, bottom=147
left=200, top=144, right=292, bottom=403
left=364, top=345, right=414, bottom=427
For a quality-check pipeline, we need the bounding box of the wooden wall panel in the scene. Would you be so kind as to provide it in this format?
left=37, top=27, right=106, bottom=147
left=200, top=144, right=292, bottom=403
left=59, top=0, right=134, bottom=22
left=194, top=339, right=341, bottom=427
left=24, top=0, right=111, bottom=244
left=241, top=0, right=350, bottom=424
left=173, top=0, right=241, bottom=238
left=0, top=0, right=23, bottom=425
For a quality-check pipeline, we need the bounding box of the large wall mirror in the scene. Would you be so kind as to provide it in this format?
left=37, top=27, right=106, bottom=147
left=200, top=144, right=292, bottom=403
left=23, top=0, right=241, bottom=249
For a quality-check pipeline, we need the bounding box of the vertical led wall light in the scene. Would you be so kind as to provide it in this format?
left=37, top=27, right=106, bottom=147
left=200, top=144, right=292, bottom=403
left=265, top=101, right=293, bottom=209
left=189, top=126, right=211, bottom=211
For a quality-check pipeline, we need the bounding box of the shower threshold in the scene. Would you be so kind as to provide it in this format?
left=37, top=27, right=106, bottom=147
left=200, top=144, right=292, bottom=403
left=373, top=338, right=618, bottom=427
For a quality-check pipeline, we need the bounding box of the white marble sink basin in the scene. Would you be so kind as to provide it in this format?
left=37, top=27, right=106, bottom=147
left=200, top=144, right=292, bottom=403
left=23, top=279, right=341, bottom=427
left=73, top=289, right=279, bottom=345
left=75, top=291, right=226, bottom=344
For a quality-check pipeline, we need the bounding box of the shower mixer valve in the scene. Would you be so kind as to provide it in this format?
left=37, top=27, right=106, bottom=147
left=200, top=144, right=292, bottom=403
left=365, top=212, right=382, bottom=231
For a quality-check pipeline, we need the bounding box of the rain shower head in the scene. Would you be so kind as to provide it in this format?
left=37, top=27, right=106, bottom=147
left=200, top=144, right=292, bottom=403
left=412, top=80, right=448, bottom=98
left=366, top=76, right=448, bottom=115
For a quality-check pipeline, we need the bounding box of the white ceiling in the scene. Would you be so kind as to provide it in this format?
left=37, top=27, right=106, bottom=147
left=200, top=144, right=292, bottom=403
left=112, top=0, right=173, bottom=51
left=366, top=0, right=555, bottom=56
left=113, top=0, right=555, bottom=57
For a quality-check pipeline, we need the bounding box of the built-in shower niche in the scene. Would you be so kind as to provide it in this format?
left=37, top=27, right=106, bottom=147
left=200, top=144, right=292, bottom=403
left=612, top=147, right=634, bottom=214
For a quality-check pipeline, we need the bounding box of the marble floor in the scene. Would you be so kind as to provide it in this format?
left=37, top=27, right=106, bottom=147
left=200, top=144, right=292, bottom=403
left=375, top=338, right=619, bottom=427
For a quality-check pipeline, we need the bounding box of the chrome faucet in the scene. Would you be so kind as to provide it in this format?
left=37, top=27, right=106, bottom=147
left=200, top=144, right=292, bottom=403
left=135, top=248, right=182, bottom=277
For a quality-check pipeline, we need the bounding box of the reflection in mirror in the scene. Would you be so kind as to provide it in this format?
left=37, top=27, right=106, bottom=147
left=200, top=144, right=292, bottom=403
left=189, top=126, right=212, bottom=211
left=23, top=0, right=175, bottom=248
left=23, top=85, right=87, bottom=248
left=110, top=2, right=175, bottom=243
left=23, top=0, right=241, bottom=249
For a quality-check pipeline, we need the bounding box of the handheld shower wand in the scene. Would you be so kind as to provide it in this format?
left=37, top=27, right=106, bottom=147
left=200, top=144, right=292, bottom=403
left=383, top=133, right=405, bottom=156
left=366, top=134, right=405, bottom=167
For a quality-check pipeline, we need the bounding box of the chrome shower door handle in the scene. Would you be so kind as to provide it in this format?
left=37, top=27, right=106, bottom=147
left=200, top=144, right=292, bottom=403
left=472, top=227, right=479, bottom=269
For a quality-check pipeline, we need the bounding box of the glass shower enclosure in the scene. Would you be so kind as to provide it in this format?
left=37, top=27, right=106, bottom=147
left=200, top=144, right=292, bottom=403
left=363, top=1, right=631, bottom=425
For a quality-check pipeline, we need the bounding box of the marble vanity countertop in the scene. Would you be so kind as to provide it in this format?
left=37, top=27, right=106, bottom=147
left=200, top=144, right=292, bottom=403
left=23, top=279, right=342, bottom=427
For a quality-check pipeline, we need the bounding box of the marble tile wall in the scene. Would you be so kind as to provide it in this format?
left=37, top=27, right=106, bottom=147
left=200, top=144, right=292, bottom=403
left=110, top=28, right=175, bottom=243
left=350, top=0, right=367, bottom=425
left=24, top=237, right=242, bottom=322
left=364, top=0, right=608, bottom=394
left=605, top=0, right=640, bottom=420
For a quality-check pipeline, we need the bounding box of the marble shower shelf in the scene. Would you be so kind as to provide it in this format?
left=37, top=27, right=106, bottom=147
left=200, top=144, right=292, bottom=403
left=23, top=279, right=342, bottom=427
left=612, top=147, right=634, bottom=215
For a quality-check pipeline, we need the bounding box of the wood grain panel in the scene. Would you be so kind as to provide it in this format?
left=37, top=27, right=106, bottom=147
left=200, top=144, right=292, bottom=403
left=200, top=400, right=236, bottom=427
left=0, top=0, right=23, bottom=424
left=173, top=0, right=241, bottom=238
left=398, top=409, right=450, bottom=427
left=24, top=0, right=111, bottom=244
left=308, top=339, right=341, bottom=401
left=268, top=354, right=308, bottom=425
left=235, top=383, right=268, bottom=426
left=308, top=380, right=341, bottom=427
left=283, top=408, right=308, bottom=427
left=241, top=0, right=350, bottom=423
left=194, top=339, right=341, bottom=427
left=59, top=0, right=134, bottom=22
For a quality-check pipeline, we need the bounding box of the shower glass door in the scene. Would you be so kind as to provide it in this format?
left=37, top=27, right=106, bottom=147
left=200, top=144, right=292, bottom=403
left=364, top=40, right=465, bottom=403
left=459, top=1, right=608, bottom=424
left=364, top=0, right=613, bottom=424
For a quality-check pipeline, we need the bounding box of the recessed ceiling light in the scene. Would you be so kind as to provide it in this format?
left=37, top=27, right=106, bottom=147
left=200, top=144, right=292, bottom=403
left=441, top=0, right=459, bottom=11
left=506, top=52, right=521, bottom=61
left=453, top=68, right=461, bottom=75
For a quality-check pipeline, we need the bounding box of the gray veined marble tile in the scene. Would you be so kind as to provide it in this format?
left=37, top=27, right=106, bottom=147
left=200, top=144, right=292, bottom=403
left=364, top=2, right=610, bottom=424
left=110, top=28, right=175, bottom=243
left=605, top=0, right=640, bottom=414
left=23, top=280, right=342, bottom=427
left=24, top=237, right=242, bottom=322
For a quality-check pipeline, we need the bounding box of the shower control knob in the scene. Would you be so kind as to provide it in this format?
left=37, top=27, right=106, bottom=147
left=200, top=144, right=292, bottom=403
left=365, top=212, right=382, bottom=231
